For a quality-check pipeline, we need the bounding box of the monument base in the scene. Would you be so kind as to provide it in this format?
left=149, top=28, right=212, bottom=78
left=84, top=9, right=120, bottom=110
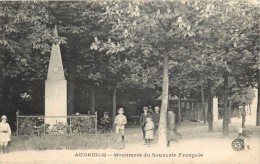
left=45, top=80, right=67, bottom=127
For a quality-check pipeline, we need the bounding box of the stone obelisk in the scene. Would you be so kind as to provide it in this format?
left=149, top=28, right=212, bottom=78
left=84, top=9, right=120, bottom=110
left=45, top=26, right=67, bottom=127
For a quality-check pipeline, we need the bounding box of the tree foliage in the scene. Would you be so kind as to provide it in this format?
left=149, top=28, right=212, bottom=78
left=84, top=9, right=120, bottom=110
left=0, top=0, right=259, bottom=140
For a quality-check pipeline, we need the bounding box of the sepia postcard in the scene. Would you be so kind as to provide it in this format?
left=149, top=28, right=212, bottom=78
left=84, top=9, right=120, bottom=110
left=0, top=0, right=259, bottom=163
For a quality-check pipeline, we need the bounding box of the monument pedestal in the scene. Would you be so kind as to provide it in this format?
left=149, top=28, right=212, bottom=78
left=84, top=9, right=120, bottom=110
left=45, top=80, right=67, bottom=127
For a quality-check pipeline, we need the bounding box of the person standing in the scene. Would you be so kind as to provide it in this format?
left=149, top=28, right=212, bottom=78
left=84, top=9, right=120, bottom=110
left=166, top=110, right=181, bottom=147
left=100, top=112, right=111, bottom=133
left=241, top=104, right=246, bottom=128
left=114, top=108, right=127, bottom=149
left=153, top=106, right=160, bottom=135
left=148, top=105, right=155, bottom=116
left=0, top=115, right=11, bottom=154
left=144, top=117, right=155, bottom=147
left=140, top=106, right=153, bottom=144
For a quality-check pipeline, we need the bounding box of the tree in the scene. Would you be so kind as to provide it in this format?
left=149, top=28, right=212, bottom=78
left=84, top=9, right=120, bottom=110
left=235, top=1, right=260, bottom=125
left=0, top=1, right=65, bottom=112
left=91, top=0, right=214, bottom=146
left=191, top=0, right=260, bottom=136
left=215, top=1, right=260, bottom=128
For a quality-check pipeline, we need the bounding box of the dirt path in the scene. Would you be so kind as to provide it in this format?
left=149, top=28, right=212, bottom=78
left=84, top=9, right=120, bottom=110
left=1, top=115, right=259, bottom=164
left=1, top=136, right=259, bottom=164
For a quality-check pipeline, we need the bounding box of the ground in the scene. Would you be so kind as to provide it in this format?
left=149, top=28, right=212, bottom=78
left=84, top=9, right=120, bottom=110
left=1, top=115, right=259, bottom=164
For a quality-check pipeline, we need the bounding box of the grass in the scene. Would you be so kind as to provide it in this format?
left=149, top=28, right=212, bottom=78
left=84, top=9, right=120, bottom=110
left=9, top=133, right=122, bottom=152
left=9, top=124, right=144, bottom=152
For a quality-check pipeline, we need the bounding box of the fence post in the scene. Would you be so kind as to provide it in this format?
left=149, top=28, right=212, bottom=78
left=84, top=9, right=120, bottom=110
left=43, top=116, right=46, bottom=135
left=95, top=111, right=97, bottom=134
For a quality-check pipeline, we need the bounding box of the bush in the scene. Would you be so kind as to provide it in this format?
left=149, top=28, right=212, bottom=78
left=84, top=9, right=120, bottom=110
left=18, top=117, right=49, bottom=136
left=17, top=115, right=97, bottom=135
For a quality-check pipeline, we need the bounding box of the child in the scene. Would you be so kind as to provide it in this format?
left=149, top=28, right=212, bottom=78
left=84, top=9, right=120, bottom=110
left=100, top=112, right=111, bottom=133
left=140, top=106, right=153, bottom=144
left=114, top=108, right=127, bottom=149
left=0, top=115, right=11, bottom=154
left=153, top=106, right=160, bottom=135
left=144, top=117, right=154, bottom=147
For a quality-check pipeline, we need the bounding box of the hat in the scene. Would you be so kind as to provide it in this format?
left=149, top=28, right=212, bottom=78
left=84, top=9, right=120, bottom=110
left=1, top=115, right=7, bottom=120
left=143, top=107, right=148, bottom=110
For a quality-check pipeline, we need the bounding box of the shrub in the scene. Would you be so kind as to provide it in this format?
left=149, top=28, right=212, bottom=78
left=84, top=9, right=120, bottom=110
left=17, top=115, right=97, bottom=136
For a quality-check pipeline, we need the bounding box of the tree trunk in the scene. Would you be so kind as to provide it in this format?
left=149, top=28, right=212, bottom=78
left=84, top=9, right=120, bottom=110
left=208, top=97, right=213, bottom=132
left=197, top=103, right=200, bottom=120
left=191, top=102, right=194, bottom=119
left=0, top=59, right=3, bottom=112
left=33, top=81, right=42, bottom=114
left=201, top=83, right=206, bottom=124
left=223, top=73, right=229, bottom=137
left=67, top=49, right=76, bottom=115
left=68, top=76, right=75, bottom=115
left=249, top=104, right=251, bottom=115
left=178, top=92, right=181, bottom=124
left=207, top=83, right=213, bottom=132
left=228, top=98, right=232, bottom=124
left=90, top=85, right=95, bottom=114
left=158, top=50, right=169, bottom=147
left=257, top=69, right=260, bottom=126
left=112, top=86, right=117, bottom=130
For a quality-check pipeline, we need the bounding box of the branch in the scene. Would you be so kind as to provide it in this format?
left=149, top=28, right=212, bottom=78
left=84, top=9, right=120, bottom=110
left=158, top=18, right=169, bottom=32
left=167, top=20, right=172, bottom=31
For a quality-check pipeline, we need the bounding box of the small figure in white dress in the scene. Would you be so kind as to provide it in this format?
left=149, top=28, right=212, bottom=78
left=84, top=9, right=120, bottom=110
left=0, top=115, right=11, bottom=154
left=144, top=117, right=155, bottom=147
